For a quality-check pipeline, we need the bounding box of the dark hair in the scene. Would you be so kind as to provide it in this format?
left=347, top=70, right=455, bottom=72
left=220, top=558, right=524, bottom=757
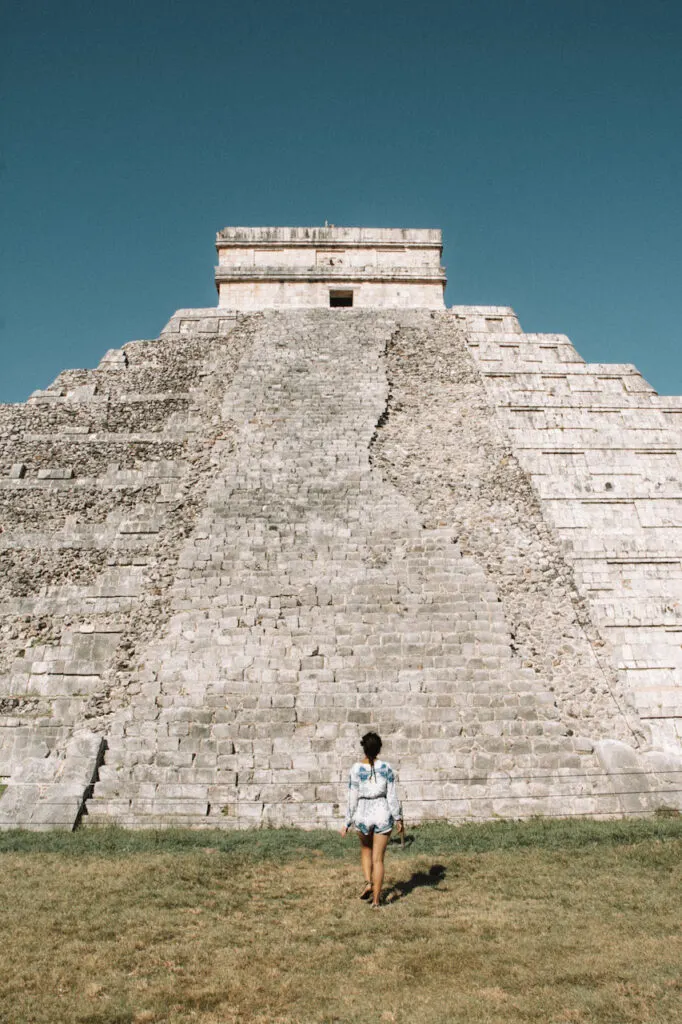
left=361, top=732, right=382, bottom=765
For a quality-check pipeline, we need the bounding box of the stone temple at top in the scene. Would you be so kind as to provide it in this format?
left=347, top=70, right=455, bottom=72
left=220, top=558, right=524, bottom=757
left=1, top=225, right=681, bottom=831
left=214, top=225, right=446, bottom=309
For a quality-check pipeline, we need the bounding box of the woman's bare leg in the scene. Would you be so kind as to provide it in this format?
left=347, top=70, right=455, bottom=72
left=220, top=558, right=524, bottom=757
left=371, top=832, right=391, bottom=905
left=358, top=832, right=373, bottom=887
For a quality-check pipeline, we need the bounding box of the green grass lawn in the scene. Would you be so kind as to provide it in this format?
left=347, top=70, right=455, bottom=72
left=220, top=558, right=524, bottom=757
left=1, top=818, right=681, bottom=1024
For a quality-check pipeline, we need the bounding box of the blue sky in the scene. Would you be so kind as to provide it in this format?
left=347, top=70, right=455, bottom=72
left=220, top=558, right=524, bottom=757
left=2, top=0, right=681, bottom=402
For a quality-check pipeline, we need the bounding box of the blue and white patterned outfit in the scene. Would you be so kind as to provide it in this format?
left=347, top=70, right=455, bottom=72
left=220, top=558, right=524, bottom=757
left=345, top=760, right=402, bottom=835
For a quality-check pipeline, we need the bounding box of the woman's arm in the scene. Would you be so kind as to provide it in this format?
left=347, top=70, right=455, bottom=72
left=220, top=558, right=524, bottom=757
left=344, top=764, right=359, bottom=831
left=386, top=765, right=403, bottom=827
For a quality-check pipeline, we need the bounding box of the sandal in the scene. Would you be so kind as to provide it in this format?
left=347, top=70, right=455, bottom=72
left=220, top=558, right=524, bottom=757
left=360, top=882, right=373, bottom=900
left=370, top=901, right=382, bottom=911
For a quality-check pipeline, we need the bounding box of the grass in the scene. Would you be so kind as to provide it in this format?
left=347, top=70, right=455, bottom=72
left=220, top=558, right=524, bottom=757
left=0, top=818, right=680, bottom=1024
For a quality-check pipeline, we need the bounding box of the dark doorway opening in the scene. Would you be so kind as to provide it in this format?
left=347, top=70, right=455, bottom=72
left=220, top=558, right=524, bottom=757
left=329, top=290, right=353, bottom=307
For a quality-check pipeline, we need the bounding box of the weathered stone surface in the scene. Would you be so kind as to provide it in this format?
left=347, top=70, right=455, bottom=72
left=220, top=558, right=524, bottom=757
left=0, top=729, right=104, bottom=830
left=0, top=316, right=254, bottom=827
left=215, top=226, right=445, bottom=310
left=0, top=229, right=680, bottom=830
left=461, top=310, right=682, bottom=754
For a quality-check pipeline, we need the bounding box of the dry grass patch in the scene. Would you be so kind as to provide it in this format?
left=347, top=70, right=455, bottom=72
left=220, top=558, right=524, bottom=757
left=0, top=824, right=680, bottom=1023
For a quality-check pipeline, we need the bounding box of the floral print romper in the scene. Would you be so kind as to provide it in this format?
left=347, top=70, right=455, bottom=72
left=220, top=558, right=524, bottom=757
left=345, top=760, right=402, bottom=835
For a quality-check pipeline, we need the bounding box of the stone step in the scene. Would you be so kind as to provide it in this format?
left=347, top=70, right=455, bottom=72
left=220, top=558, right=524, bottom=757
left=0, top=730, right=105, bottom=830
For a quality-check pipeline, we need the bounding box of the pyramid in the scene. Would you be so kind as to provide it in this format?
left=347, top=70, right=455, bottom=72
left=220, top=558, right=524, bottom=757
left=1, top=227, right=680, bottom=830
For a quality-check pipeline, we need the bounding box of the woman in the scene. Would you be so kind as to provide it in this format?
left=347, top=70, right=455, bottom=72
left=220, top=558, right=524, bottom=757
left=341, top=731, right=403, bottom=909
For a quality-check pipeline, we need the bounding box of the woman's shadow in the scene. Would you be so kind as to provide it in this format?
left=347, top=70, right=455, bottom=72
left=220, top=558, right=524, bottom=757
left=384, top=864, right=447, bottom=904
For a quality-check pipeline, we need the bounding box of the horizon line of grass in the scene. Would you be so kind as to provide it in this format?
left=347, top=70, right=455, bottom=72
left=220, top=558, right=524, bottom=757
left=1, top=812, right=681, bottom=859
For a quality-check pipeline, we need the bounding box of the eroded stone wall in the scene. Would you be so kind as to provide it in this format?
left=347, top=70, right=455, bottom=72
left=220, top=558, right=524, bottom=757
left=1, top=306, right=680, bottom=830
left=0, top=312, right=256, bottom=827
left=460, top=309, right=682, bottom=758
left=372, top=312, right=642, bottom=742
left=84, top=310, right=678, bottom=828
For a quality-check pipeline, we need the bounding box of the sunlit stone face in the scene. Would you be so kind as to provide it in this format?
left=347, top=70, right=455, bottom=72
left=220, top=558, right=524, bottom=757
left=214, top=226, right=446, bottom=309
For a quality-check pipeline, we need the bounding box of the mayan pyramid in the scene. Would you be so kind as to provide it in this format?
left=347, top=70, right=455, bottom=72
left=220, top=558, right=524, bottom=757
left=1, top=226, right=681, bottom=830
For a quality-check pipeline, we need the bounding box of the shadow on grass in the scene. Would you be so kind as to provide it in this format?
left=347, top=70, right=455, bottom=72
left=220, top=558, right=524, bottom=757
left=389, top=832, right=415, bottom=850
left=385, top=863, right=447, bottom=904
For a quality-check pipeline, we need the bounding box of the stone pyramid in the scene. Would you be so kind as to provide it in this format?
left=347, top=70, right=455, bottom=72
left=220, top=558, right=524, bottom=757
left=1, top=227, right=680, bottom=830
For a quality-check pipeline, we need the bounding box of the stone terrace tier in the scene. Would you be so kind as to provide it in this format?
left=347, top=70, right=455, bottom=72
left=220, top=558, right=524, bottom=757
left=462, top=308, right=682, bottom=754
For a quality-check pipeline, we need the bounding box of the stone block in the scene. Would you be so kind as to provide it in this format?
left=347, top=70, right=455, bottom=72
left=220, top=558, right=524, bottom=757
left=37, top=467, right=74, bottom=480
left=98, top=348, right=128, bottom=368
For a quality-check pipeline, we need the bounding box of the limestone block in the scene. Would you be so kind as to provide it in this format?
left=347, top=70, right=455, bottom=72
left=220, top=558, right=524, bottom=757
left=98, top=348, right=129, bottom=369
left=66, top=384, right=98, bottom=402
left=29, top=388, right=63, bottom=401
left=594, top=739, right=681, bottom=813
left=118, top=520, right=162, bottom=535
left=37, top=467, right=75, bottom=480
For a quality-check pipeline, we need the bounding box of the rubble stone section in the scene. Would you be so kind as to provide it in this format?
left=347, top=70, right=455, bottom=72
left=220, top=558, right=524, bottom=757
left=0, top=311, right=254, bottom=828
left=1, top=305, right=680, bottom=830
left=462, top=308, right=682, bottom=756
left=372, top=312, right=640, bottom=744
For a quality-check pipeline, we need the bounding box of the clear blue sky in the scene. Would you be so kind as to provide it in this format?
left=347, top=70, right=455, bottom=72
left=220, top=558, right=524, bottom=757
left=2, top=0, right=681, bottom=402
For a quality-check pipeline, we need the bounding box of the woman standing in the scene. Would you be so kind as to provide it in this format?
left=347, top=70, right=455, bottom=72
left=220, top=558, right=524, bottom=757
left=341, top=732, right=403, bottom=909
